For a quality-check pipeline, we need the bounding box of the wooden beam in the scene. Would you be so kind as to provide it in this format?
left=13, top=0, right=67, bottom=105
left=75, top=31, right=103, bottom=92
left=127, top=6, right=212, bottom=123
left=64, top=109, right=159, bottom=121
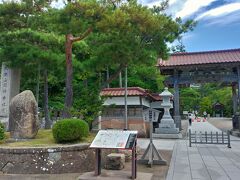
left=237, top=66, right=240, bottom=107
left=173, top=70, right=181, bottom=129
left=165, top=73, right=238, bottom=85
left=232, top=83, right=237, bottom=115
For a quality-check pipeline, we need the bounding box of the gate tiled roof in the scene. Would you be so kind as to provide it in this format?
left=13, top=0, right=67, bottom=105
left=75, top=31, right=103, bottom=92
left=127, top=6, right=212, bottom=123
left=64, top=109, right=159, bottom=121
left=158, top=48, right=240, bottom=68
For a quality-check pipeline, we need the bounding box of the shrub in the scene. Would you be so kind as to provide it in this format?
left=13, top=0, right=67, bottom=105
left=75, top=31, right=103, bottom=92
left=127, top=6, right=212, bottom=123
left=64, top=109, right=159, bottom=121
left=52, top=119, right=89, bottom=143
left=0, top=122, right=5, bottom=141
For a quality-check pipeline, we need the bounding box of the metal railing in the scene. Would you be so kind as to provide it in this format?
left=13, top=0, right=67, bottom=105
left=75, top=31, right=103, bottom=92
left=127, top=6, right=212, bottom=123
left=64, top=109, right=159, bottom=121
left=189, top=129, right=231, bottom=148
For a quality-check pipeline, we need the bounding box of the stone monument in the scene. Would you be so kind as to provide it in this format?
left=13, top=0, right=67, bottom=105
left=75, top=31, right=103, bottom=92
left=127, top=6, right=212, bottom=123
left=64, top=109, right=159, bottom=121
left=9, top=90, right=39, bottom=139
left=153, top=87, right=182, bottom=139
left=0, top=63, right=21, bottom=129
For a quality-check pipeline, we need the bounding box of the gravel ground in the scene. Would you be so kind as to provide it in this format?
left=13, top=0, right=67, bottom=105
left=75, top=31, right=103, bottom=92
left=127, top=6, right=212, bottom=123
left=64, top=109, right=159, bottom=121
left=207, top=117, right=232, bottom=132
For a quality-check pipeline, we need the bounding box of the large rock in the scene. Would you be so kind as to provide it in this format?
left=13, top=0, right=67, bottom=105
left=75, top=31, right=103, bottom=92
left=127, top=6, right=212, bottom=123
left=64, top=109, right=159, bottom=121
left=9, top=90, right=39, bottom=139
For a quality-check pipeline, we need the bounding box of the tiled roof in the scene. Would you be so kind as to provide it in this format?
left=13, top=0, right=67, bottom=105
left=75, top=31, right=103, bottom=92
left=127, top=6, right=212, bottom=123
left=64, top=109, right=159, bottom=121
left=100, top=87, right=161, bottom=101
left=158, top=48, right=240, bottom=67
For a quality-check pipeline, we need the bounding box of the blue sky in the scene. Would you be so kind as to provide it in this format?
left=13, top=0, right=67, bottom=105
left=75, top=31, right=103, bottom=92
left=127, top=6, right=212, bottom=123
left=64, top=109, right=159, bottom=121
left=140, top=0, right=240, bottom=52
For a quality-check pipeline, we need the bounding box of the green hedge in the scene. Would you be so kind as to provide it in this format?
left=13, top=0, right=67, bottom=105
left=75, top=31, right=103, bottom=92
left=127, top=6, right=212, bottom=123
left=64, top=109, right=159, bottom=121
left=0, top=122, right=5, bottom=141
left=52, top=119, right=89, bottom=143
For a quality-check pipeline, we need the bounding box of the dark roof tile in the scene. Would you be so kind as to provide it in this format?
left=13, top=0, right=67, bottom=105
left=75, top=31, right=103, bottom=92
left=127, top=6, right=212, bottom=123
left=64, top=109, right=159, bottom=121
left=158, top=48, right=240, bottom=67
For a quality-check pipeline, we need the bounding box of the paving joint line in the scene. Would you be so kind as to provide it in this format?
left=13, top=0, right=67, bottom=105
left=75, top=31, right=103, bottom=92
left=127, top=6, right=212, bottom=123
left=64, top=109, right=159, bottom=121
left=219, top=146, right=240, bottom=172
left=170, top=141, right=178, bottom=180
left=186, top=140, right=193, bottom=180
left=195, top=144, right=213, bottom=180
left=207, top=145, right=232, bottom=180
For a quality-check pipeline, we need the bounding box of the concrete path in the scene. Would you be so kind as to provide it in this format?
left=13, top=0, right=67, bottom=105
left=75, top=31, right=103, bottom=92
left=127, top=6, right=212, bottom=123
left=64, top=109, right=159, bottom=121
left=167, top=120, right=240, bottom=180
left=189, top=120, right=222, bottom=133
left=137, top=138, right=176, bottom=150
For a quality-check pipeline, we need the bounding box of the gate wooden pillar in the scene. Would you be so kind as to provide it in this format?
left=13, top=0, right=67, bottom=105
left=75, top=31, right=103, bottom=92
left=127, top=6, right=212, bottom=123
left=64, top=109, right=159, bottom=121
left=232, top=83, right=237, bottom=115
left=173, top=70, right=181, bottom=130
left=238, top=66, right=240, bottom=108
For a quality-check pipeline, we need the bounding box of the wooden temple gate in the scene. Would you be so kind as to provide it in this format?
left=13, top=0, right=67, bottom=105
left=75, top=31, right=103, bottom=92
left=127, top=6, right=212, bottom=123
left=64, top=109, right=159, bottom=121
left=157, top=48, right=240, bottom=130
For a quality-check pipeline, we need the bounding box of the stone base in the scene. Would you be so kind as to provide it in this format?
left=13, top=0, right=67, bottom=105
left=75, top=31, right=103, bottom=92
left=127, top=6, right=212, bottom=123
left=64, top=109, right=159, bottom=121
left=155, top=128, right=179, bottom=134
left=231, top=129, right=240, bottom=137
left=78, top=170, right=153, bottom=180
left=152, top=133, right=182, bottom=139
left=105, top=153, right=125, bottom=170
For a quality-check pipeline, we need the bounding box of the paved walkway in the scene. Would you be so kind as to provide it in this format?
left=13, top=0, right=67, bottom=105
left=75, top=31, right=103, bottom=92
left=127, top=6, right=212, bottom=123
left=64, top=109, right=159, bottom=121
left=167, top=120, right=240, bottom=180
left=1, top=119, right=240, bottom=180
left=189, top=120, right=222, bottom=133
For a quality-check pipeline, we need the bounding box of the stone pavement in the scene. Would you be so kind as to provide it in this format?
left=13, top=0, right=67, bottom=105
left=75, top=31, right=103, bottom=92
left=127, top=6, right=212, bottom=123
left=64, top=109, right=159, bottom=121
left=189, top=120, right=222, bottom=133
left=1, top=119, right=240, bottom=180
left=167, top=120, right=240, bottom=180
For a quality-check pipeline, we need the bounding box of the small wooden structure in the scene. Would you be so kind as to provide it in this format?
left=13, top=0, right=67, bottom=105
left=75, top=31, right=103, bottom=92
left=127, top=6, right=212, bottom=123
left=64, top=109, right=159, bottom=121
left=212, top=102, right=224, bottom=117
left=158, top=48, right=240, bottom=130
left=100, top=87, right=163, bottom=135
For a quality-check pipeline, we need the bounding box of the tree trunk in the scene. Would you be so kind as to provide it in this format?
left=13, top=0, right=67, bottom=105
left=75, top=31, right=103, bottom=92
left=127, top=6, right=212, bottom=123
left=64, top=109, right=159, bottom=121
left=44, top=70, right=51, bottom=129
left=63, top=29, right=92, bottom=118
left=36, top=63, right=40, bottom=105
left=106, top=66, right=110, bottom=88
left=101, top=64, right=126, bottom=89
left=63, top=34, right=73, bottom=118
left=119, top=71, right=122, bottom=88
left=83, top=79, right=88, bottom=87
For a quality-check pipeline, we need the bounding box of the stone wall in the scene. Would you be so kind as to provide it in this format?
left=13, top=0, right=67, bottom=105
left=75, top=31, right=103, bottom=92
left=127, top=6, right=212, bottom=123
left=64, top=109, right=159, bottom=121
left=0, top=144, right=95, bottom=174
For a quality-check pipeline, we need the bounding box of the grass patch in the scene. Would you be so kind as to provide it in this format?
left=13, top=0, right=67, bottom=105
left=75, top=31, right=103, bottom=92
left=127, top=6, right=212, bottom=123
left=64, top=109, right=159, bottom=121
left=0, top=130, right=96, bottom=147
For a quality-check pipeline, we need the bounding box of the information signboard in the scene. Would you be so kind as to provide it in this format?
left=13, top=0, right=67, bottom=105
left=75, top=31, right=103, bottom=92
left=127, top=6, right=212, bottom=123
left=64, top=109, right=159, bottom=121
left=90, top=130, right=137, bottom=149
left=142, top=108, right=160, bottom=122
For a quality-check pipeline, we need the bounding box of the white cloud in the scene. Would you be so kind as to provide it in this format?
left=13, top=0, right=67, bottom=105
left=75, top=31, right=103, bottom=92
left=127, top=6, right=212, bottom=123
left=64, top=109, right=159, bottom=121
left=175, top=0, right=217, bottom=18
left=203, top=11, right=240, bottom=26
left=196, top=2, right=240, bottom=20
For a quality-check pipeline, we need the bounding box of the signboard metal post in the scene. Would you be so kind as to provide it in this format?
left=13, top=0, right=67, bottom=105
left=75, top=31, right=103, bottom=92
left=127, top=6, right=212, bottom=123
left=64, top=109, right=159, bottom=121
left=131, top=140, right=137, bottom=179
left=94, top=149, right=101, bottom=176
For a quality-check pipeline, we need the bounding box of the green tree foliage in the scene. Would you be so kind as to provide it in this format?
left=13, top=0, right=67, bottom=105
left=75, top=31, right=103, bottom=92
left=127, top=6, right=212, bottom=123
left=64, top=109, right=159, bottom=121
left=180, top=84, right=232, bottom=117
left=180, top=87, right=200, bottom=112
left=0, top=122, right=5, bottom=141
left=0, top=0, right=196, bottom=127
left=199, top=97, right=212, bottom=115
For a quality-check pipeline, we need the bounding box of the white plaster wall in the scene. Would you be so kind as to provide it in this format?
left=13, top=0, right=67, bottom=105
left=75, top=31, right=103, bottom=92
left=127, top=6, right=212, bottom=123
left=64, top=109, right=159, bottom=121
left=141, top=97, right=151, bottom=107
left=103, top=96, right=150, bottom=106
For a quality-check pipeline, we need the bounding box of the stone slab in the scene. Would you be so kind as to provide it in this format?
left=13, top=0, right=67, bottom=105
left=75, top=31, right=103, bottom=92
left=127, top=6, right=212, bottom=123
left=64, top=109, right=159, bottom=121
left=105, top=153, right=125, bottom=170
left=78, top=170, right=153, bottom=180
left=152, top=133, right=182, bottom=139
left=155, top=127, right=179, bottom=134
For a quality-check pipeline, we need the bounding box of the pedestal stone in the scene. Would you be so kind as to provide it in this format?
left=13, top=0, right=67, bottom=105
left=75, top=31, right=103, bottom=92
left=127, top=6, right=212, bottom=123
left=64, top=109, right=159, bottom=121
left=104, top=153, right=125, bottom=170
left=155, top=119, right=179, bottom=134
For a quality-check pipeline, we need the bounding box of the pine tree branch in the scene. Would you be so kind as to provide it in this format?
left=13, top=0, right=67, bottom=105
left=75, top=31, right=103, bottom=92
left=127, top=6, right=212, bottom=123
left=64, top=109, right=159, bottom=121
left=101, top=64, right=126, bottom=89
left=71, top=27, right=92, bottom=42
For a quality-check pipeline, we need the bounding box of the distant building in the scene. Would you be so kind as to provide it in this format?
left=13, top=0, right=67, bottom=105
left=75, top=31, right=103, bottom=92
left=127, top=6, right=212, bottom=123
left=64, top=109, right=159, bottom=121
left=99, top=87, right=168, bottom=136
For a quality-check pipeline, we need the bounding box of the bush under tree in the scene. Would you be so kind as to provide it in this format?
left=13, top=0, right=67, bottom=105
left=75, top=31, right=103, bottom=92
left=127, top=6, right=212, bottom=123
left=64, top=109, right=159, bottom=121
left=0, top=122, right=5, bottom=141
left=52, top=119, right=89, bottom=143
